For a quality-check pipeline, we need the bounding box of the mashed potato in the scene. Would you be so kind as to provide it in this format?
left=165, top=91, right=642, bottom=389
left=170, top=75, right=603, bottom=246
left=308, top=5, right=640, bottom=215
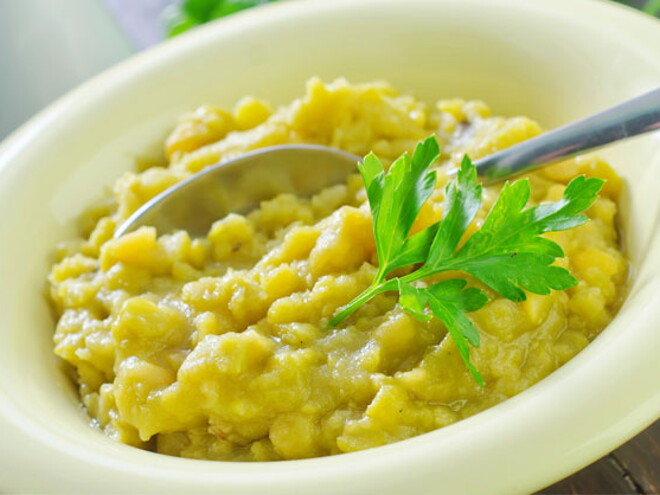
left=49, top=79, right=628, bottom=461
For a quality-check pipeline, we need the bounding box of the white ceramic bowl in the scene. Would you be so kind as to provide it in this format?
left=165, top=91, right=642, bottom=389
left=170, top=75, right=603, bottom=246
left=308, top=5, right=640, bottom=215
left=1, top=0, right=659, bottom=493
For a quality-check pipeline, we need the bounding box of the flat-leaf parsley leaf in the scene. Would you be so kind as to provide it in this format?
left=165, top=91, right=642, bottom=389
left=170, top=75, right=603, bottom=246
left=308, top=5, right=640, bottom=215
left=329, top=136, right=604, bottom=385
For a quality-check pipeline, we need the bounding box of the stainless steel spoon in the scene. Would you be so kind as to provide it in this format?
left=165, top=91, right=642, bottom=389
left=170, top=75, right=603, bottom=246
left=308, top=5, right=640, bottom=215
left=115, top=87, right=660, bottom=238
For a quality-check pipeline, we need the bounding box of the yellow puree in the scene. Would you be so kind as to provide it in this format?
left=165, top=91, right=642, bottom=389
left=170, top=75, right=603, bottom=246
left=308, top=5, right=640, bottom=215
left=49, top=79, right=628, bottom=461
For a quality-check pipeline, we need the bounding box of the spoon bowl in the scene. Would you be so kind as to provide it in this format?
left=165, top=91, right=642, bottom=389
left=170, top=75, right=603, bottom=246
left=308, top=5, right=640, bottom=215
left=114, top=145, right=359, bottom=237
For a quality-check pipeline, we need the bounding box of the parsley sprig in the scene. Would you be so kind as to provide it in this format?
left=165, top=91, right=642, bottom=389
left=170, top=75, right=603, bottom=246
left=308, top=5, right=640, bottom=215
left=329, top=136, right=604, bottom=386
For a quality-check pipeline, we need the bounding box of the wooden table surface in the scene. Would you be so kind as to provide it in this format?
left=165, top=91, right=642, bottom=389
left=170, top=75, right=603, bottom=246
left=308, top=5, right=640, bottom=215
left=102, top=2, right=660, bottom=492
left=541, top=419, right=660, bottom=494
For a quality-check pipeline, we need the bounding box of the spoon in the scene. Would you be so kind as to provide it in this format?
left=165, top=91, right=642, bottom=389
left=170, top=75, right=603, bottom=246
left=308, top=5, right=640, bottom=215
left=115, top=87, right=660, bottom=238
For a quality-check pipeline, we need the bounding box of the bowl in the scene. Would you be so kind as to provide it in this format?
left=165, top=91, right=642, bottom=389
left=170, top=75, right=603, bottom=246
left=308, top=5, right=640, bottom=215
left=1, top=0, right=659, bottom=493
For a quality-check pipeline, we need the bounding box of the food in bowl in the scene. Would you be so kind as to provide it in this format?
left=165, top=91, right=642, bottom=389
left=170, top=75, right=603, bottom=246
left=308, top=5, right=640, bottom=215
left=48, top=78, right=628, bottom=461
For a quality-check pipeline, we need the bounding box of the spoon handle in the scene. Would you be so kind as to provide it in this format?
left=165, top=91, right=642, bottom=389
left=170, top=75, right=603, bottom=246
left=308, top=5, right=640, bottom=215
left=474, top=87, right=660, bottom=182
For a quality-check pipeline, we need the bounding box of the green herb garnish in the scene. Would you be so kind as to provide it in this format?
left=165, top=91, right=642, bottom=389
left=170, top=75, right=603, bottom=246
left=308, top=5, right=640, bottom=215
left=329, top=136, right=604, bottom=386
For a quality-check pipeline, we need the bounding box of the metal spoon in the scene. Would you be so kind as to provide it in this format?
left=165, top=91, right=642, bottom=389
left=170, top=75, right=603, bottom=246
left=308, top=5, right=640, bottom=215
left=115, top=87, right=660, bottom=238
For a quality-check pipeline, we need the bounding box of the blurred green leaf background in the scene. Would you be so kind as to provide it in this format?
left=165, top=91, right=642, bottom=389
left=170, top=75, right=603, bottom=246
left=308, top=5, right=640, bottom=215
left=613, top=0, right=660, bottom=15
left=164, top=0, right=281, bottom=36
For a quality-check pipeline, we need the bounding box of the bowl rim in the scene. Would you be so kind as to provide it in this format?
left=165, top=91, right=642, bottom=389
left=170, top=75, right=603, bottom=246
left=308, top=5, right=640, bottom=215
left=1, top=0, right=660, bottom=493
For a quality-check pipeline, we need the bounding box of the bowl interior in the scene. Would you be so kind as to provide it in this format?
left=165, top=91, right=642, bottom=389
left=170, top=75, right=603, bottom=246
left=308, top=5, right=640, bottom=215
left=1, top=0, right=659, bottom=493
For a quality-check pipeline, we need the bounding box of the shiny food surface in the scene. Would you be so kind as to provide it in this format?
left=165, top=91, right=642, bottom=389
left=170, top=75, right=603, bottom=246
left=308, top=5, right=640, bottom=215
left=49, top=79, right=628, bottom=461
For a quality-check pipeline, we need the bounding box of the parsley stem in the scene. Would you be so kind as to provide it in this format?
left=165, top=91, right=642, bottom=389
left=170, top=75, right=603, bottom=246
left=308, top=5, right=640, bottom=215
left=330, top=266, right=443, bottom=327
left=399, top=267, right=435, bottom=285
left=372, top=266, right=387, bottom=287
left=328, top=278, right=397, bottom=327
